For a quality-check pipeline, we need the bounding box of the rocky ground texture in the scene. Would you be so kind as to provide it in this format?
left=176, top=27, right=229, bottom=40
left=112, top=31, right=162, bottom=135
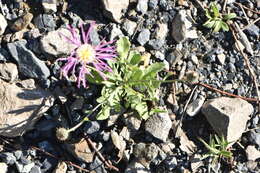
left=0, top=0, right=259, bottom=173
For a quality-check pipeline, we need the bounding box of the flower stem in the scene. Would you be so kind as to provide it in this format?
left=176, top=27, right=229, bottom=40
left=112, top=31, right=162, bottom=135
left=67, top=103, right=102, bottom=133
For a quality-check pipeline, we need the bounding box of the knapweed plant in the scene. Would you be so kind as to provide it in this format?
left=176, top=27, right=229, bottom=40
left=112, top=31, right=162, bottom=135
left=57, top=22, right=116, bottom=88
left=91, top=37, right=166, bottom=120
left=203, top=3, right=236, bottom=32
left=198, top=134, right=233, bottom=162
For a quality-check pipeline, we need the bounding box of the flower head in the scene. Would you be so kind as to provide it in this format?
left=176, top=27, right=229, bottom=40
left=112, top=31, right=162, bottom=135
left=57, top=22, right=116, bottom=88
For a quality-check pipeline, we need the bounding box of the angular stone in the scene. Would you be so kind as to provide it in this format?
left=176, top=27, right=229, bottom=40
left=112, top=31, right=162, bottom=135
left=122, top=19, right=137, bottom=36
left=201, top=97, right=253, bottom=142
left=145, top=110, right=172, bottom=142
left=136, top=0, right=148, bottom=15
left=171, top=10, right=197, bottom=43
left=102, top=0, right=129, bottom=23
left=186, top=95, right=205, bottom=117
left=66, top=139, right=93, bottom=163
left=10, top=13, right=33, bottom=32
left=137, top=29, right=150, bottom=46
left=7, top=40, right=50, bottom=79
left=53, top=161, right=67, bottom=173
left=0, top=14, right=7, bottom=35
left=245, top=145, right=260, bottom=161
left=0, top=80, right=54, bottom=137
left=133, top=143, right=158, bottom=167
left=155, top=22, right=168, bottom=40
left=40, top=28, right=77, bottom=57
left=0, top=63, right=18, bottom=82
left=42, top=0, right=57, bottom=13
left=125, top=159, right=151, bottom=173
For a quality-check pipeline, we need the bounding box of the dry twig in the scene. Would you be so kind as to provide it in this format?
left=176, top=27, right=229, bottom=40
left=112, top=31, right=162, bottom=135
left=234, top=2, right=260, bottom=15
left=230, top=24, right=260, bottom=111
left=197, top=83, right=258, bottom=102
left=85, top=136, right=119, bottom=172
left=31, top=146, right=90, bottom=172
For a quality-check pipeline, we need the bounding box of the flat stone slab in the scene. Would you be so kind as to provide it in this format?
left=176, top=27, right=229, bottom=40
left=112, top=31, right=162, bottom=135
left=0, top=79, right=54, bottom=137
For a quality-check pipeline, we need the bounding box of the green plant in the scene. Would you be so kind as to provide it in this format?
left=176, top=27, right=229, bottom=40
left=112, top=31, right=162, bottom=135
left=203, top=2, right=236, bottom=32
left=198, top=134, right=233, bottom=162
left=90, top=37, right=166, bottom=120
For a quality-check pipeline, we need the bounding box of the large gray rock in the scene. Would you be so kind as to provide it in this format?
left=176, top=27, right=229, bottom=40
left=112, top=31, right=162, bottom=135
left=0, top=80, right=54, bottom=137
left=40, top=28, right=77, bottom=57
left=201, top=97, right=254, bottom=142
left=0, top=14, right=7, bottom=35
left=102, top=0, right=129, bottom=23
left=7, top=40, right=50, bottom=79
left=171, top=10, right=198, bottom=43
left=145, top=111, right=172, bottom=142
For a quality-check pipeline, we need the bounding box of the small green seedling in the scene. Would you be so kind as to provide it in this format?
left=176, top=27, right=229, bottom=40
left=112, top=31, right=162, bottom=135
left=203, top=3, right=236, bottom=32
left=198, top=134, right=233, bottom=162
left=89, top=37, right=166, bottom=120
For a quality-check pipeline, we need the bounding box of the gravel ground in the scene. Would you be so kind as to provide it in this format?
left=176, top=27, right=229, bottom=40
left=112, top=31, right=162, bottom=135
left=0, top=0, right=259, bottom=173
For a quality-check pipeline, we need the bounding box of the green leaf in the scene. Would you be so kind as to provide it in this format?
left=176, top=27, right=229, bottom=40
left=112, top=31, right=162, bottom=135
left=213, top=21, right=222, bottom=32
left=133, top=101, right=149, bottom=120
left=150, top=108, right=166, bottom=115
left=211, top=3, right=220, bottom=17
left=220, top=21, right=229, bottom=31
left=198, top=137, right=220, bottom=154
left=205, top=9, right=212, bottom=19
left=117, top=37, right=130, bottom=59
left=129, top=67, right=143, bottom=81
left=203, top=20, right=216, bottom=28
left=96, top=106, right=110, bottom=120
left=223, top=13, right=236, bottom=21
left=129, top=51, right=142, bottom=65
left=86, top=70, right=105, bottom=84
left=143, top=62, right=165, bottom=79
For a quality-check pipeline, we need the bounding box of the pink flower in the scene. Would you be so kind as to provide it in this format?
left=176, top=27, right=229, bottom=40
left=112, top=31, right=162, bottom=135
left=57, top=22, right=116, bottom=88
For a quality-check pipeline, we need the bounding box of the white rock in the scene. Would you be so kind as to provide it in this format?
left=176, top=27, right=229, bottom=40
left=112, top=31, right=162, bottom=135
left=125, top=159, right=151, bottom=173
left=0, top=63, right=18, bottom=82
left=53, top=161, right=67, bottom=173
left=201, top=97, right=253, bottom=142
left=186, top=95, right=205, bottom=117
left=122, top=19, right=137, bottom=36
left=109, top=24, right=124, bottom=41
left=136, top=0, right=148, bottom=15
left=145, top=110, right=172, bottom=142
left=217, top=53, right=226, bottom=65
left=245, top=145, right=260, bottom=161
left=22, top=163, right=35, bottom=173
left=0, top=162, right=8, bottom=173
left=102, top=0, right=129, bottom=23
left=171, top=10, right=198, bottom=43
left=0, top=14, right=7, bottom=35
left=0, top=79, right=54, bottom=137
left=191, top=54, right=199, bottom=65
left=42, top=0, right=57, bottom=13
left=156, top=22, right=168, bottom=40
left=40, top=28, right=77, bottom=57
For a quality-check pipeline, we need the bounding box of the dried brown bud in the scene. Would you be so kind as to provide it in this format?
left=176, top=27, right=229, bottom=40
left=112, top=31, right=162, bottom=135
left=185, top=71, right=199, bottom=84
left=56, top=127, right=70, bottom=141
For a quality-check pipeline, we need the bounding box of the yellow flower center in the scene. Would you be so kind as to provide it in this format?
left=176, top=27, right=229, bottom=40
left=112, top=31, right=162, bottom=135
left=76, top=44, right=95, bottom=63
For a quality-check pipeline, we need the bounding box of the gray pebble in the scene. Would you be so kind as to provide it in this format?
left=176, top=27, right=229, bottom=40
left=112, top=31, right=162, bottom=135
left=137, top=29, right=150, bottom=45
